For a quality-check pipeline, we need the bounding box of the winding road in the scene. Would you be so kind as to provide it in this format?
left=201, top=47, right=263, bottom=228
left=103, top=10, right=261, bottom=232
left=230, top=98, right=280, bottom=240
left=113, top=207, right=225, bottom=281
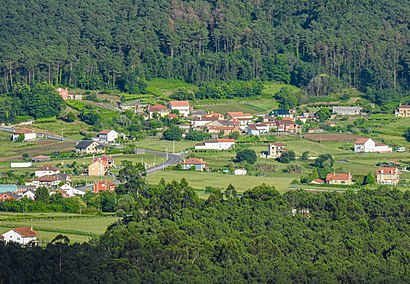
left=0, top=126, right=182, bottom=174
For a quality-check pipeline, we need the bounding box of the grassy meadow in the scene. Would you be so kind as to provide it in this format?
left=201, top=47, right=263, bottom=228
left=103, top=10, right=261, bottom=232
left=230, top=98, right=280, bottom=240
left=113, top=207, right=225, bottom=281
left=0, top=213, right=119, bottom=244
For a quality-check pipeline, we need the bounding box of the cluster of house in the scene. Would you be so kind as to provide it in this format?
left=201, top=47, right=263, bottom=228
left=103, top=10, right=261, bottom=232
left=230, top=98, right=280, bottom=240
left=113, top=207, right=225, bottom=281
left=311, top=167, right=401, bottom=186
left=0, top=155, right=118, bottom=202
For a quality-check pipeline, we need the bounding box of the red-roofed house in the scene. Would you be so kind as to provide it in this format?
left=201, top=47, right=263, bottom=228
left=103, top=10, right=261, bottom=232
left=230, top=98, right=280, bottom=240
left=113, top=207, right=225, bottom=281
left=96, top=129, right=118, bottom=143
left=275, top=120, right=295, bottom=133
left=226, top=112, right=253, bottom=126
left=0, top=192, right=18, bottom=201
left=376, top=168, right=401, bottom=185
left=168, top=101, right=190, bottom=117
left=35, top=165, right=60, bottom=177
left=311, top=179, right=325, bottom=185
left=395, top=104, right=410, bottom=118
left=93, top=181, right=116, bottom=193
left=30, top=175, right=61, bottom=188
left=148, top=104, right=170, bottom=118
left=206, top=125, right=240, bottom=136
left=325, top=173, right=353, bottom=185
left=2, top=226, right=38, bottom=245
left=93, top=155, right=115, bottom=167
left=195, top=139, right=235, bottom=150
left=12, top=129, right=37, bottom=142
left=267, top=142, right=287, bottom=158
left=179, top=158, right=207, bottom=171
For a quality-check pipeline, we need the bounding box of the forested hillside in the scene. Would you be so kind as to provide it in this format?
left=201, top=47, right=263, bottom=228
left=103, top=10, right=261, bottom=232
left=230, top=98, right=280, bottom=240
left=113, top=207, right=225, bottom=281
left=1, top=182, right=409, bottom=283
left=0, top=0, right=409, bottom=95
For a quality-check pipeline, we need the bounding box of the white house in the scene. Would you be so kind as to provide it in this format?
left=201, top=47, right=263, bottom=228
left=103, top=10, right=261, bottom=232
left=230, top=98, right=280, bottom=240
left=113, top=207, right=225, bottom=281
left=179, top=158, right=207, bottom=171
left=35, top=165, right=60, bottom=177
left=21, top=190, right=36, bottom=200
left=195, top=139, right=235, bottom=150
left=247, top=123, right=269, bottom=136
left=354, top=138, right=392, bottom=153
left=12, top=129, right=37, bottom=142
left=234, top=168, right=247, bottom=175
left=96, top=129, right=118, bottom=143
left=60, top=184, right=86, bottom=197
left=168, top=101, right=190, bottom=117
left=2, top=227, right=38, bottom=245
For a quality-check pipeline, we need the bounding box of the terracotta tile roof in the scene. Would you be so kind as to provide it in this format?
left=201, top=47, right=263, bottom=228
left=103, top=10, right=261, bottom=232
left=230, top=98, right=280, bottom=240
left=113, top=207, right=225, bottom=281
left=168, top=113, right=178, bottom=118
left=37, top=165, right=59, bottom=172
left=180, top=158, right=207, bottom=165
left=14, top=129, right=35, bottom=134
left=93, top=180, right=115, bottom=193
left=398, top=104, right=410, bottom=108
left=208, top=126, right=236, bottom=130
left=326, top=173, right=351, bottom=181
left=312, top=179, right=325, bottom=184
left=376, top=168, right=401, bottom=175
left=13, top=226, right=38, bottom=237
left=99, top=129, right=113, bottom=135
left=355, top=137, right=371, bottom=144
left=169, top=101, right=190, bottom=107
left=33, top=175, right=59, bottom=182
left=248, top=124, right=258, bottom=130
left=375, top=142, right=388, bottom=147
left=272, top=142, right=285, bottom=147
left=149, top=104, right=168, bottom=111
left=204, top=139, right=235, bottom=143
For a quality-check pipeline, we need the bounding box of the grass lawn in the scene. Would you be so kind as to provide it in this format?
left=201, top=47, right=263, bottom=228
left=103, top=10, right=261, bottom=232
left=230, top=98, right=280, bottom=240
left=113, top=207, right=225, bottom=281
left=261, top=82, right=301, bottom=97
left=33, top=120, right=90, bottom=140
left=135, top=137, right=197, bottom=152
left=147, top=170, right=301, bottom=194
left=197, top=99, right=276, bottom=115
left=147, top=78, right=198, bottom=98
left=0, top=214, right=119, bottom=244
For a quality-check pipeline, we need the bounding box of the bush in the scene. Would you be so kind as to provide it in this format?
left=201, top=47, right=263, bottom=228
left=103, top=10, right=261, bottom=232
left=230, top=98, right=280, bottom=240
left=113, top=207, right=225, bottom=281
left=235, top=149, right=257, bottom=164
left=278, top=151, right=296, bottom=163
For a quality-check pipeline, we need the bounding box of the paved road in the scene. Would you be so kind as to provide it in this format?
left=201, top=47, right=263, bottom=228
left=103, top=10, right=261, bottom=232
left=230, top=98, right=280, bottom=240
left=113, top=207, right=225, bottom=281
left=0, top=125, right=181, bottom=174
left=145, top=149, right=182, bottom=174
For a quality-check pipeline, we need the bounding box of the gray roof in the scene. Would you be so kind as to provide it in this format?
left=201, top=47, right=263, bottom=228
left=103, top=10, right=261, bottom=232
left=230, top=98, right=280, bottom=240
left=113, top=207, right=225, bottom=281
left=76, top=140, right=98, bottom=149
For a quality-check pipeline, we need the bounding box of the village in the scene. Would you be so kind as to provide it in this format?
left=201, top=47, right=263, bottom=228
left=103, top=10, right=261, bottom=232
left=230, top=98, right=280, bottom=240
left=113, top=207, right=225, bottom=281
left=0, top=85, right=409, bottom=209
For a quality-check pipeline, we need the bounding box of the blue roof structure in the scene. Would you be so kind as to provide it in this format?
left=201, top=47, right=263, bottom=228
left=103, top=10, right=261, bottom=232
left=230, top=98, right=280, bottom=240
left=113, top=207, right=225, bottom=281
left=0, top=184, right=18, bottom=193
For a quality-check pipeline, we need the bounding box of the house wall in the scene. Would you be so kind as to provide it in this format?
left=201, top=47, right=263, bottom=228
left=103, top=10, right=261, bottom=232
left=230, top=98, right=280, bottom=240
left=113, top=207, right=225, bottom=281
left=2, top=231, right=36, bottom=245
left=328, top=179, right=353, bottom=185
left=377, top=174, right=399, bottom=185
left=88, top=162, right=106, bottom=176
left=197, top=142, right=234, bottom=150
left=35, top=170, right=60, bottom=177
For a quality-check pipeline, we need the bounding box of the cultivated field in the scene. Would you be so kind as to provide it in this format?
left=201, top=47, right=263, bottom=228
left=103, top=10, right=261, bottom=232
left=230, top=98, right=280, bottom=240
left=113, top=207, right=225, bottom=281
left=304, top=133, right=363, bottom=142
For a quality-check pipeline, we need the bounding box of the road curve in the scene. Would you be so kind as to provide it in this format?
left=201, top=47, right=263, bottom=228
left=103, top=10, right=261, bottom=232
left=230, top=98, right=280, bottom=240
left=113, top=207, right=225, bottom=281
left=144, top=149, right=182, bottom=174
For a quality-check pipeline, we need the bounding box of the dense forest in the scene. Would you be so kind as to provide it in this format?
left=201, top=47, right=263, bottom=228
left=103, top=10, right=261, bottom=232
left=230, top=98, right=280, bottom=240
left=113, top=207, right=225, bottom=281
left=1, top=179, right=409, bottom=283
left=0, top=0, right=409, bottom=96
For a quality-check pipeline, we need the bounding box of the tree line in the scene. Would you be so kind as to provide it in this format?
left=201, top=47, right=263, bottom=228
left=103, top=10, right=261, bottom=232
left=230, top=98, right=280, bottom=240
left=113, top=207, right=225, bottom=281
left=0, top=0, right=408, bottom=96
left=0, top=176, right=409, bottom=283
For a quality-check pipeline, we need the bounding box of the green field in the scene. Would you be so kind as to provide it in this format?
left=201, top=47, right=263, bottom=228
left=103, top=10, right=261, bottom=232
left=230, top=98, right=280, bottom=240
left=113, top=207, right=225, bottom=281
left=0, top=213, right=119, bottom=244
left=147, top=78, right=198, bottom=98
left=261, top=82, right=301, bottom=97
left=33, top=120, right=91, bottom=140
left=135, top=137, right=197, bottom=152
left=147, top=170, right=301, bottom=195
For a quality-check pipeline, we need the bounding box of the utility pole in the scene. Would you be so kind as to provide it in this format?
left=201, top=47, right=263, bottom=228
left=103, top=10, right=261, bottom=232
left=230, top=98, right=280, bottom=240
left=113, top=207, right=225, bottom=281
left=173, top=140, right=175, bottom=153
